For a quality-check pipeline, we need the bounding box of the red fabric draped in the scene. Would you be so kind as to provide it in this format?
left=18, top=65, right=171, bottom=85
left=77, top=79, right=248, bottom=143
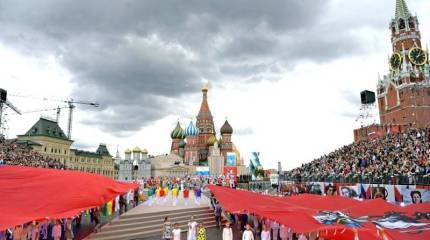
left=0, top=166, right=138, bottom=230
left=207, top=185, right=430, bottom=240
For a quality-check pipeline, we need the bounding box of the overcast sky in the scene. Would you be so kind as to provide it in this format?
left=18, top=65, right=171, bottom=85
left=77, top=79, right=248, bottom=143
left=1, top=0, right=429, bottom=170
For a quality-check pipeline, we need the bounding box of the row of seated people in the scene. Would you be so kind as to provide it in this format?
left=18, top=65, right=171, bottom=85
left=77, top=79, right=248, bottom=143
left=286, top=128, right=430, bottom=185
left=0, top=140, right=66, bottom=169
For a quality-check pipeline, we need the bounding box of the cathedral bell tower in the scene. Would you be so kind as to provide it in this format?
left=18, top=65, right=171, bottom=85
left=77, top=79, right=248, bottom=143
left=377, top=0, right=430, bottom=129
left=196, top=84, right=215, bottom=165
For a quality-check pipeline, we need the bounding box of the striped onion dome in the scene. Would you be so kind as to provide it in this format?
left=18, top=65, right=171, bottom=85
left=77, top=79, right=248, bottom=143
left=170, top=121, right=185, bottom=139
left=207, top=134, right=218, bottom=146
left=185, top=121, right=199, bottom=136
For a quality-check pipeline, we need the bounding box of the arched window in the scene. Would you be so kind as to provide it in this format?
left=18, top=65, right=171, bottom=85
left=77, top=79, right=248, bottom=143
left=399, top=19, right=406, bottom=30
left=409, top=18, right=415, bottom=29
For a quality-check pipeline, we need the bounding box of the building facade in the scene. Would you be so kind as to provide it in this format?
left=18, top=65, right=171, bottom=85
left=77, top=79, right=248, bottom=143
left=377, top=0, right=430, bottom=128
left=169, top=85, right=244, bottom=176
left=117, top=147, right=151, bottom=181
left=17, top=117, right=116, bottom=178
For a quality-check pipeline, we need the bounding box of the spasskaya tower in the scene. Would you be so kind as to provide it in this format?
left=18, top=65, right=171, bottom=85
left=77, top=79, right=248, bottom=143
left=376, top=0, right=430, bottom=128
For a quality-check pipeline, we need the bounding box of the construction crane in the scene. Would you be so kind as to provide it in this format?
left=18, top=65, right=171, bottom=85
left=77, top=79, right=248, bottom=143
left=63, top=99, right=99, bottom=140
left=0, top=89, right=22, bottom=138
left=20, top=106, right=69, bottom=123
left=9, top=93, right=99, bottom=140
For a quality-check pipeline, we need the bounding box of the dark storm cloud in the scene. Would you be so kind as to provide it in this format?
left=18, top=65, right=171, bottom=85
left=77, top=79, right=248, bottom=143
left=0, top=0, right=377, bottom=135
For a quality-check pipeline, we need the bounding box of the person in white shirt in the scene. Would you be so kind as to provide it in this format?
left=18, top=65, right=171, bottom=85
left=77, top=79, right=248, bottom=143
left=187, top=216, right=198, bottom=240
left=172, top=223, right=181, bottom=240
left=222, top=222, right=233, bottom=240
left=261, top=225, right=271, bottom=240
left=242, top=224, right=254, bottom=240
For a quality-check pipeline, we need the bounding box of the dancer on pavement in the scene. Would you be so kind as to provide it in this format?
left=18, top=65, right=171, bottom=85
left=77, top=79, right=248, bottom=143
left=197, top=223, right=206, bottom=240
left=172, top=223, right=181, bottom=240
left=187, top=216, right=198, bottom=240
left=261, top=225, right=271, bottom=240
left=242, top=224, right=255, bottom=240
left=195, top=187, right=202, bottom=205
left=162, top=217, right=172, bottom=240
left=183, top=187, right=190, bottom=206
left=164, top=186, right=169, bottom=204
left=160, top=187, right=166, bottom=206
left=222, top=222, right=233, bottom=240
left=172, top=186, right=179, bottom=206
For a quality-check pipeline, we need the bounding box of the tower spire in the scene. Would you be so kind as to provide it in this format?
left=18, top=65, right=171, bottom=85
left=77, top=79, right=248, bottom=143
left=395, top=0, right=411, bottom=19
left=198, top=83, right=211, bottom=116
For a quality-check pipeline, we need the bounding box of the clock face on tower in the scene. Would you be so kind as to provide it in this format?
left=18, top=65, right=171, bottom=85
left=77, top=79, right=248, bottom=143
left=408, top=47, right=427, bottom=66
left=389, top=52, right=402, bottom=71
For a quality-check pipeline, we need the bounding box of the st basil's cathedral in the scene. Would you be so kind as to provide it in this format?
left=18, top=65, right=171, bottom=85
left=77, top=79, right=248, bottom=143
left=169, top=84, right=239, bottom=167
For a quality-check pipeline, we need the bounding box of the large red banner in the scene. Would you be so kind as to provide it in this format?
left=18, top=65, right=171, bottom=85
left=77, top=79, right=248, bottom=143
left=0, top=166, right=138, bottom=230
left=207, top=185, right=430, bottom=240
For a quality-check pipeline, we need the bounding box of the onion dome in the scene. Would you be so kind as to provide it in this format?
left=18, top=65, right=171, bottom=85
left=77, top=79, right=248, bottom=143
left=124, top=148, right=131, bottom=153
left=220, top=120, right=233, bottom=134
left=132, top=146, right=141, bottom=152
left=185, top=121, right=199, bottom=136
left=179, top=139, right=186, bottom=148
left=207, top=135, right=218, bottom=146
left=171, top=121, right=185, bottom=139
left=141, top=148, right=148, bottom=154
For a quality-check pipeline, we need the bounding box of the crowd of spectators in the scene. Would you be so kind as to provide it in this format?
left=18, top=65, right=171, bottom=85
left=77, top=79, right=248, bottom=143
left=286, top=128, right=430, bottom=185
left=0, top=140, right=66, bottom=169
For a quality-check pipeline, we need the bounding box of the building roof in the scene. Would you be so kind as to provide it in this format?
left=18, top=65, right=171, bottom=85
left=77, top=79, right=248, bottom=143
left=19, top=117, right=72, bottom=141
left=197, top=86, right=212, bottom=118
left=132, top=146, right=141, bottom=152
left=170, top=121, right=185, bottom=139
left=207, top=134, right=217, bottom=146
left=395, top=0, right=411, bottom=19
left=96, top=144, right=111, bottom=156
left=220, top=120, right=233, bottom=134
left=185, top=121, right=199, bottom=136
left=70, top=144, right=111, bottom=158
left=71, top=149, right=102, bottom=158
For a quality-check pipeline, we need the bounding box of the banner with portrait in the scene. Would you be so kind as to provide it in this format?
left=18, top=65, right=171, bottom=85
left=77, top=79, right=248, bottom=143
left=398, top=185, right=430, bottom=204
left=337, top=185, right=359, bottom=198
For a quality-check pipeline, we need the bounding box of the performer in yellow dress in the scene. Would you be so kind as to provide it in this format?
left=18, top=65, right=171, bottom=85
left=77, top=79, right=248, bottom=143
left=172, top=187, right=179, bottom=206
left=197, top=223, right=206, bottom=240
